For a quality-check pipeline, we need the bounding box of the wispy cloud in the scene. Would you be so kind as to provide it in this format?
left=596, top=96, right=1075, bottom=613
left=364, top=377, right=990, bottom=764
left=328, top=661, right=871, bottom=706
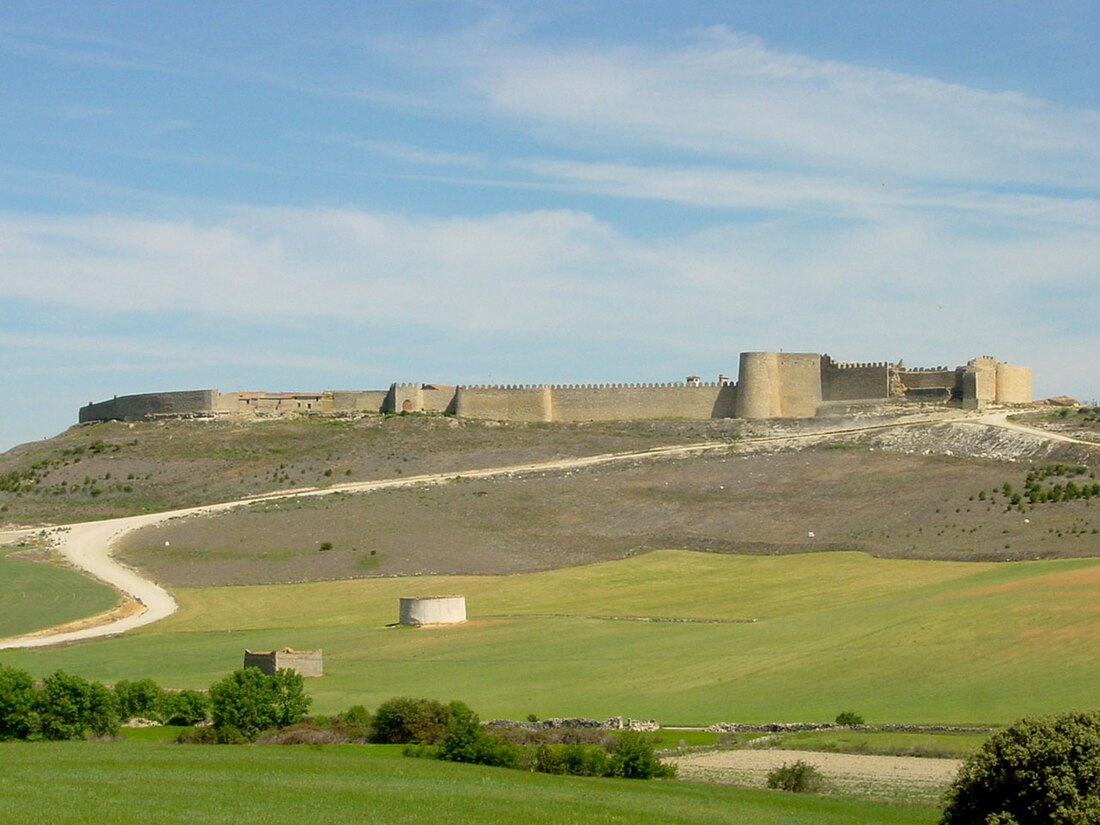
left=512, top=158, right=1100, bottom=229
left=316, top=135, right=487, bottom=169
left=402, top=24, right=1100, bottom=191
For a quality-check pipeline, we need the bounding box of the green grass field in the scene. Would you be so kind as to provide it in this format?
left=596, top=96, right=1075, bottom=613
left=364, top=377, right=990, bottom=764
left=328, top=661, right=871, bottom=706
left=0, top=546, right=119, bottom=637
left=0, top=740, right=938, bottom=825
left=4, top=550, right=1100, bottom=725
left=752, top=730, right=989, bottom=759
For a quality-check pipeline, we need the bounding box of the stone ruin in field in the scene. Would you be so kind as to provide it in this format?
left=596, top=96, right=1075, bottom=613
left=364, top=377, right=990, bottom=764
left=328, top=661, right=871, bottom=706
left=243, top=647, right=323, bottom=677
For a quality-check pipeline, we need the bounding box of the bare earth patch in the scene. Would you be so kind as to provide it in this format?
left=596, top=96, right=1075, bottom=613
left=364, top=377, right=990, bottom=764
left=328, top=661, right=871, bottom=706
left=673, top=748, right=961, bottom=803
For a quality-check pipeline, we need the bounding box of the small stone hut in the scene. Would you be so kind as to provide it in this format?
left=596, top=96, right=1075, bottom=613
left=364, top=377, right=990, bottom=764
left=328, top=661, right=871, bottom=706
left=243, top=648, right=323, bottom=677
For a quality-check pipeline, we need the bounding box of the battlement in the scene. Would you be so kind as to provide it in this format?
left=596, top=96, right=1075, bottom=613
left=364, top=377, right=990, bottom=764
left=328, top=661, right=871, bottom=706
left=459, top=381, right=726, bottom=390
left=827, top=361, right=891, bottom=370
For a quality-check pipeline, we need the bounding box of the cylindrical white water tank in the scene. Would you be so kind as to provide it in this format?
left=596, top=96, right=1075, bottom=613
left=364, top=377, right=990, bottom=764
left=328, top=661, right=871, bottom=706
left=399, top=595, right=467, bottom=626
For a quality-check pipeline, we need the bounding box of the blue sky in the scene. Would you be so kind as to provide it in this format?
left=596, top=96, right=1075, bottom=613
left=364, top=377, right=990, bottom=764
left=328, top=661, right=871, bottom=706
left=1, top=1, right=1098, bottom=450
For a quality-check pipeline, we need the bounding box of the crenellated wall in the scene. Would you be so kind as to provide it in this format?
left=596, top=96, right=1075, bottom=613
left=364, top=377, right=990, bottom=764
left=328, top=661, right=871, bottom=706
left=821, top=357, right=890, bottom=402
left=76, top=352, right=1035, bottom=425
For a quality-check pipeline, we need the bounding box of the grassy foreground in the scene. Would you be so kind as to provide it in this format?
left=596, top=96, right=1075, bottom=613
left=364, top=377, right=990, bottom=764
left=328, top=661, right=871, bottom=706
left=0, top=740, right=937, bottom=825
left=5, top=550, right=1100, bottom=723
left=0, top=545, right=118, bottom=637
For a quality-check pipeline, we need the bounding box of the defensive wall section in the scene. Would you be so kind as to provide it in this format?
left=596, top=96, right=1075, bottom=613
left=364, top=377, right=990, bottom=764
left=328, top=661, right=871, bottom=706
left=78, top=352, right=1034, bottom=425
left=454, top=382, right=736, bottom=423
left=79, top=390, right=217, bottom=423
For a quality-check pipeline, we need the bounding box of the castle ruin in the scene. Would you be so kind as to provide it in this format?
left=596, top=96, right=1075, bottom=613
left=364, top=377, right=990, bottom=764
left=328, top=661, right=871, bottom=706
left=78, top=352, right=1032, bottom=425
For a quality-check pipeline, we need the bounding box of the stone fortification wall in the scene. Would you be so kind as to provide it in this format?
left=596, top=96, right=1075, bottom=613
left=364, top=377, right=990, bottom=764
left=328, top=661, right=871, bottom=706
left=77, top=352, right=1035, bottom=426
left=389, top=384, right=459, bottom=415
left=548, top=383, right=734, bottom=422
left=963, top=357, right=998, bottom=410
left=79, top=390, right=216, bottom=423
left=243, top=648, right=323, bottom=677
left=399, top=596, right=467, bottom=626
left=454, top=383, right=735, bottom=422
left=455, top=385, right=552, bottom=421
left=897, top=367, right=957, bottom=391
left=821, top=358, right=890, bottom=402
left=995, top=364, right=1032, bottom=404
left=332, top=390, right=388, bottom=413
left=735, top=352, right=823, bottom=419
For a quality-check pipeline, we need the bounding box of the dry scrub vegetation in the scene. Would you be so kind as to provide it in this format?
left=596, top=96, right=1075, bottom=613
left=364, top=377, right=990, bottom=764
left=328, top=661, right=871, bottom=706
left=115, top=421, right=1100, bottom=587
left=0, top=415, right=743, bottom=525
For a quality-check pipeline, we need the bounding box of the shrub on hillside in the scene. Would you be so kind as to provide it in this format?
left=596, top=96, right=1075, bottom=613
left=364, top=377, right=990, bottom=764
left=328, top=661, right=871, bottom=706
left=941, top=711, right=1100, bottom=825
left=767, top=760, right=824, bottom=793
left=0, top=665, right=37, bottom=740
left=373, top=697, right=453, bottom=745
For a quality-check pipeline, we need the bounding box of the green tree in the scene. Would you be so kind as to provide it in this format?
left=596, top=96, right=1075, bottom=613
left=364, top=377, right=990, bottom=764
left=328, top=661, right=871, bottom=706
left=438, top=701, right=518, bottom=768
left=942, top=711, right=1100, bottom=825
left=36, top=671, right=119, bottom=740
left=162, top=690, right=208, bottom=726
left=607, top=731, right=676, bottom=779
left=114, top=678, right=165, bottom=721
left=209, top=668, right=276, bottom=741
left=0, top=665, right=38, bottom=740
left=208, top=668, right=310, bottom=742
left=270, top=669, right=311, bottom=728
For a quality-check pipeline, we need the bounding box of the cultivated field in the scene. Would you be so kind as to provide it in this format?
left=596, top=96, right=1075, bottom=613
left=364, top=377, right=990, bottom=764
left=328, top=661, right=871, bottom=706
left=5, top=550, right=1100, bottom=724
left=0, top=740, right=939, bottom=824
left=0, top=537, right=118, bottom=637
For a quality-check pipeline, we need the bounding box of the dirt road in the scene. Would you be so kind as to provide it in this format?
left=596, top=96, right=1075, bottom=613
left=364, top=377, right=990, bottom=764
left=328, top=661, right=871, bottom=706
left=0, top=406, right=1079, bottom=648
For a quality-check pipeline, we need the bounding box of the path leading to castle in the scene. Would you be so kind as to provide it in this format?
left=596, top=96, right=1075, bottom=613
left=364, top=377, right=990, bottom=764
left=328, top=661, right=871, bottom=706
left=0, top=408, right=1091, bottom=649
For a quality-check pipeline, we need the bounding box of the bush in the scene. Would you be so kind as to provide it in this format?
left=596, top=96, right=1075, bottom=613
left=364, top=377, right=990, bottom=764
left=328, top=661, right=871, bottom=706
left=36, top=671, right=119, bottom=740
left=373, top=697, right=452, bottom=745
left=114, top=678, right=165, bottom=722
left=834, top=710, right=864, bottom=726
left=334, top=704, right=372, bottom=741
left=437, top=701, right=519, bottom=768
left=162, top=690, right=208, bottom=726
left=941, top=711, right=1100, bottom=825
left=767, top=760, right=824, bottom=793
left=0, top=665, right=37, bottom=740
left=208, top=668, right=311, bottom=742
left=607, top=731, right=676, bottom=779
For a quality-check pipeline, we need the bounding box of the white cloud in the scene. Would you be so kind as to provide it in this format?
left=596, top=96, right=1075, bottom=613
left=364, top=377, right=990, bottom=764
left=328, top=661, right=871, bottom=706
left=410, top=25, right=1100, bottom=190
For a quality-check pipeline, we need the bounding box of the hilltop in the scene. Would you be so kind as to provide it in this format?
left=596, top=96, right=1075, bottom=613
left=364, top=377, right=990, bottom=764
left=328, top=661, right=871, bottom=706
left=4, top=406, right=1099, bottom=589
left=0, top=415, right=742, bottom=526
